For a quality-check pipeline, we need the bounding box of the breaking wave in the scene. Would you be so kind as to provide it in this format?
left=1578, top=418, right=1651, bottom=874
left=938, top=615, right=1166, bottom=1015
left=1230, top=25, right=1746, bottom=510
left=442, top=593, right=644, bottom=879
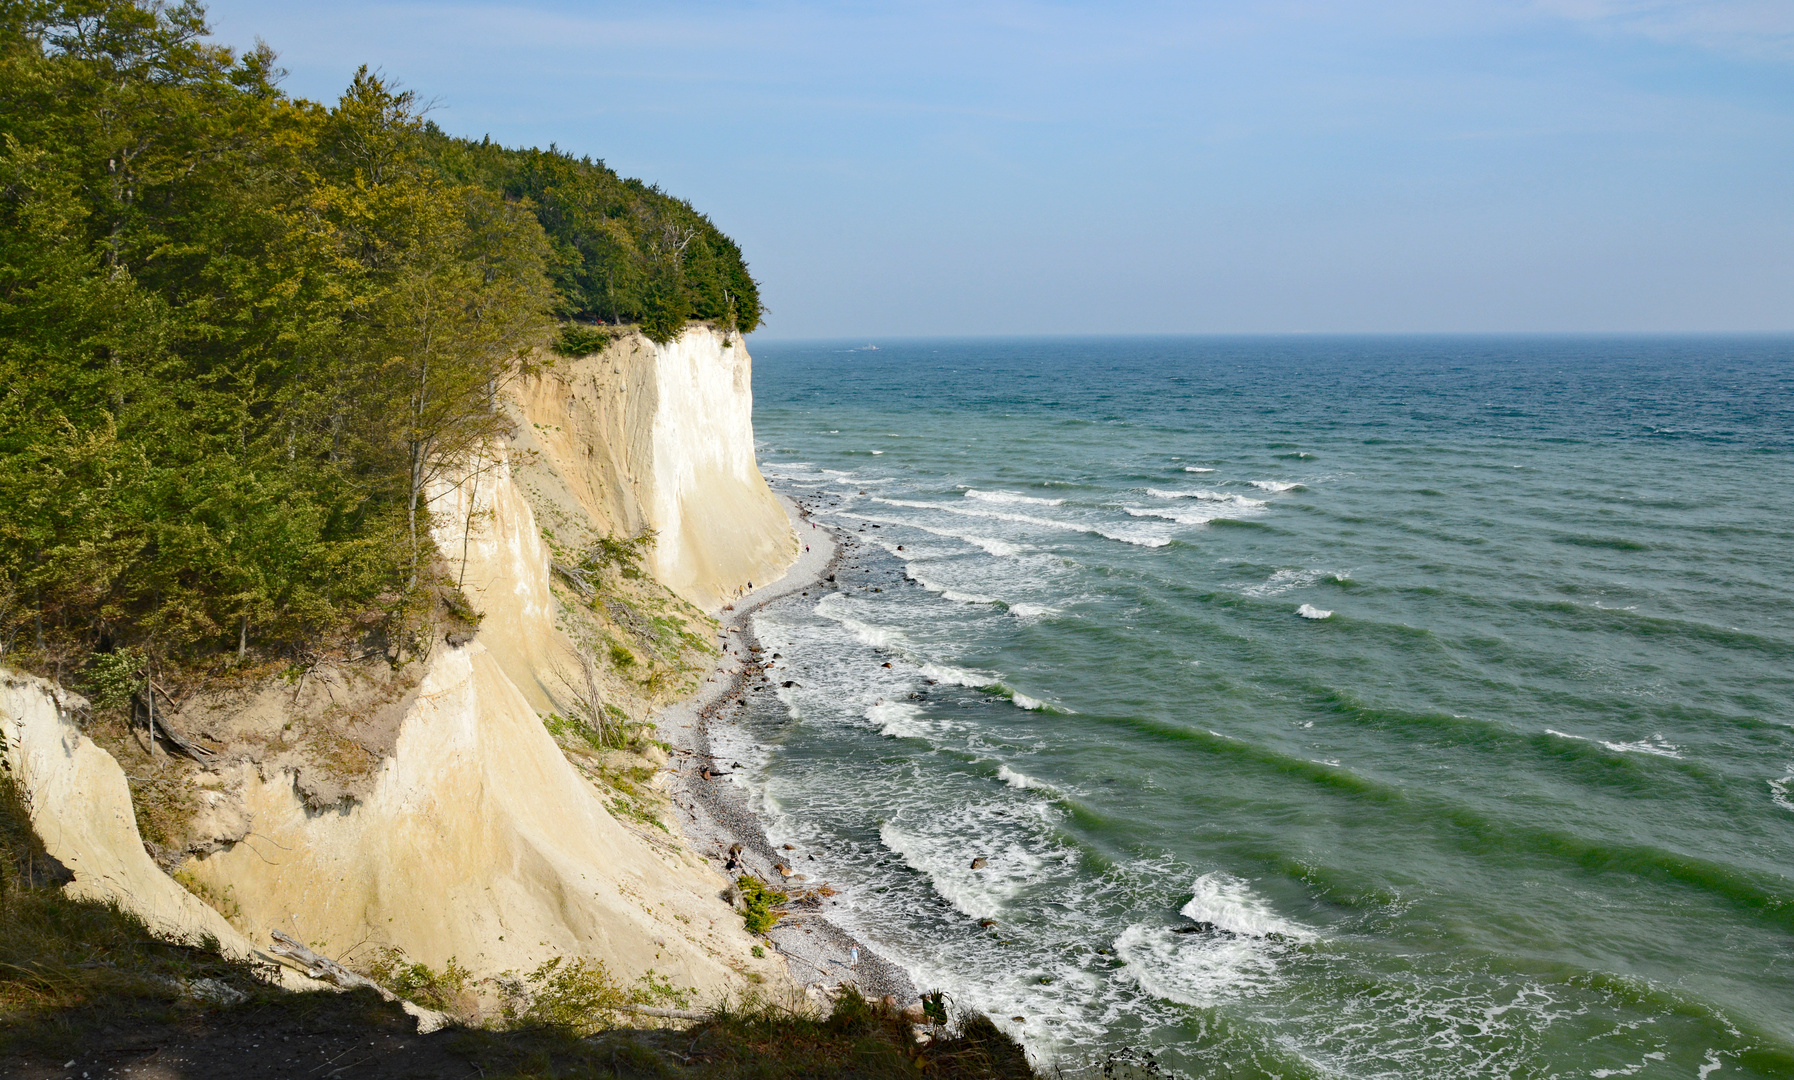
left=965, top=489, right=1066, bottom=507
left=997, top=764, right=1052, bottom=791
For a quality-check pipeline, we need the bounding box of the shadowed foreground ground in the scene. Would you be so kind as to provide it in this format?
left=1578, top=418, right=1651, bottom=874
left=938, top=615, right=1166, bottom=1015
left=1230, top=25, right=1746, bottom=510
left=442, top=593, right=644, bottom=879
left=1, top=775, right=1037, bottom=1080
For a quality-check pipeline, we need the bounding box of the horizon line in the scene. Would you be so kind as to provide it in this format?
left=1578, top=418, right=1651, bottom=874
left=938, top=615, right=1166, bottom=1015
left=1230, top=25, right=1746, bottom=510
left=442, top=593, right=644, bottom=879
left=744, top=329, right=1794, bottom=344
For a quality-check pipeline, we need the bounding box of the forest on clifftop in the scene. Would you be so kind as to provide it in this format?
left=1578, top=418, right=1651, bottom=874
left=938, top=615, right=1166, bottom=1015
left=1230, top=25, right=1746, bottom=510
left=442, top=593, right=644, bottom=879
left=0, top=0, right=762, bottom=679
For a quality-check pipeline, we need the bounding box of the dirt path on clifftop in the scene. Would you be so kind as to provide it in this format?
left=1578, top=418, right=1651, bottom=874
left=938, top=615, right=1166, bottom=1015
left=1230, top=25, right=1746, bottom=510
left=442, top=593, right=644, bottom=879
left=653, top=494, right=919, bottom=1008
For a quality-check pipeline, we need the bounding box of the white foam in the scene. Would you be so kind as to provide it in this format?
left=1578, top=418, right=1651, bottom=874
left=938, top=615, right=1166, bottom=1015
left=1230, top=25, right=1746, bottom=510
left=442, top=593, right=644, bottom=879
left=1146, top=488, right=1265, bottom=504
left=877, top=496, right=1169, bottom=548
left=1249, top=480, right=1304, bottom=493
left=867, top=700, right=931, bottom=739
left=1115, top=874, right=1302, bottom=1011
left=1771, top=765, right=1794, bottom=813
left=966, top=489, right=1065, bottom=507
left=906, top=565, right=1001, bottom=606
left=814, top=592, right=909, bottom=649
left=858, top=514, right=1024, bottom=557
left=1007, top=602, right=1059, bottom=619
left=919, top=662, right=999, bottom=689
left=1181, top=872, right=1315, bottom=941
left=996, top=764, right=1051, bottom=791
left=878, top=821, right=1041, bottom=923
left=1125, top=506, right=1240, bottom=527
left=1593, top=1053, right=1667, bottom=1078
left=1244, top=568, right=1326, bottom=598
left=1183, top=466, right=1215, bottom=473
left=1549, top=728, right=1686, bottom=760
left=1206, top=490, right=1265, bottom=505
left=1097, top=528, right=1173, bottom=548
left=875, top=496, right=1082, bottom=533
left=1296, top=604, right=1333, bottom=619
left=1600, top=733, right=1683, bottom=759
left=1012, top=692, right=1049, bottom=711
left=1126, top=491, right=1267, bottom=528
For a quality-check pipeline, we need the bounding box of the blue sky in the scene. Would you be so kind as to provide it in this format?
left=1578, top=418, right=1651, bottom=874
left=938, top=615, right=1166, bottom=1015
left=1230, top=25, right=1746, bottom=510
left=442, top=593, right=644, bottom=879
left=201, top=1, right=1794, bottom=337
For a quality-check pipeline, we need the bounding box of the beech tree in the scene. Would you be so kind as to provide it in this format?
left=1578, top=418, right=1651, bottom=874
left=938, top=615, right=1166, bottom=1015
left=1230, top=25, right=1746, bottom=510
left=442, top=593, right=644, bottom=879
left=0, top=0, right=754, bottom=675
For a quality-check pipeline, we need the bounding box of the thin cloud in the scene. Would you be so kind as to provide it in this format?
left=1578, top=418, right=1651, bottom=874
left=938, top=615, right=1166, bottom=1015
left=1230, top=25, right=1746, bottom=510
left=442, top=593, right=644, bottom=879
left=1534, top=0, right=1794, bottom=59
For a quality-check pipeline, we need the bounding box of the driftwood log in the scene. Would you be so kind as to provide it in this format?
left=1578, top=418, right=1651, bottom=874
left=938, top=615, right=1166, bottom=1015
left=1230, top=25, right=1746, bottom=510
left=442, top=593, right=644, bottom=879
left=267, top=929, right=400, bottom=1000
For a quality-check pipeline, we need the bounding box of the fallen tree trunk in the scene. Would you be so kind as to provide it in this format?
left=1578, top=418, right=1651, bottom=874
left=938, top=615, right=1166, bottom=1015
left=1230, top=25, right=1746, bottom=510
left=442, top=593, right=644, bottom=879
left=136, top=681, right=214, bottom=761
left=267, top=929, right=393, bottom=999
left=266, top=929, right=452, bottom=1033
left=551, top=561, right=594, bottom=598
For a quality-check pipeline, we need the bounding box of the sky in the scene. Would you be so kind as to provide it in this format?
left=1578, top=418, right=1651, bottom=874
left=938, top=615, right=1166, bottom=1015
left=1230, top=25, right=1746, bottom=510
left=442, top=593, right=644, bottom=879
left=199, top=1, right=1794, bottom=338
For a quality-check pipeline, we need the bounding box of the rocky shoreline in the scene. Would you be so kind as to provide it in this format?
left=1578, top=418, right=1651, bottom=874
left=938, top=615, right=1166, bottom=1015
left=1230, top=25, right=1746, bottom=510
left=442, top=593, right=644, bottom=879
left=653, top=493, right=919, bottom=1008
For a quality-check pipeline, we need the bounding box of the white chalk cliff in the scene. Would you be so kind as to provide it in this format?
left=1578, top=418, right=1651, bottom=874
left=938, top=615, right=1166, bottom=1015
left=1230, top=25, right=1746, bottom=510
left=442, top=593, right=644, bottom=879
left=0, top=325, right=799, bottom=1006
left=509, top=326, right=796, bottom=612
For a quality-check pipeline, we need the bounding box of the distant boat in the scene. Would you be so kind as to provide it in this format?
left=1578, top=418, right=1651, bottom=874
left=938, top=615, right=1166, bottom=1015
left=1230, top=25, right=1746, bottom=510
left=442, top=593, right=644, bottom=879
left=857, top=344, right=879, bottom=351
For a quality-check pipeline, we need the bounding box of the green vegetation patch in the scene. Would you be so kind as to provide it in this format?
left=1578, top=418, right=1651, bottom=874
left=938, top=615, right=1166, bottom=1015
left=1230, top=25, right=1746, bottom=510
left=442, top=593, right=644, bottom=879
left=552, top=323, right=613, bottom=358
left=504, top=956, right=692, bottom=1036
left=736, top=875, right=788, bottom=936
left=362, top=946, right=473, bottom=1018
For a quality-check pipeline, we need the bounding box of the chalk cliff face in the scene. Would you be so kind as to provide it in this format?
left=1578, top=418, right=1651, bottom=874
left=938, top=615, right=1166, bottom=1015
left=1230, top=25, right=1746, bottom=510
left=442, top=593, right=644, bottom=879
left=509, top=326, right=797, bottom=611
left=178, top=640, right=786, bottom=998
left=1, top=323, right=799, bottom=1007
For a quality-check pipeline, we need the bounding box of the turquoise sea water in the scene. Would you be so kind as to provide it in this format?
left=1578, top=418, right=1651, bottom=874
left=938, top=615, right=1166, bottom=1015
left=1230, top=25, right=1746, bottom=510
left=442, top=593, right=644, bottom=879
left=732, top=336, right=1794, bottom=1078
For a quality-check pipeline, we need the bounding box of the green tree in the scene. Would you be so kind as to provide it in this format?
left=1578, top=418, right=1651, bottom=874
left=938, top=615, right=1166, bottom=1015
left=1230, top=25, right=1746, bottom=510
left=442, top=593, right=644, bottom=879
left=0, top=0, right=747, bottom=678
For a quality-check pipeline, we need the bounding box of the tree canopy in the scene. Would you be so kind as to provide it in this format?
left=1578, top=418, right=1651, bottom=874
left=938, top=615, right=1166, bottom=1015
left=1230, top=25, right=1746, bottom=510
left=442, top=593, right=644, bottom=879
left=430, top=136, right=763, bottom=343
left=0, top=0, right=761, bottom=676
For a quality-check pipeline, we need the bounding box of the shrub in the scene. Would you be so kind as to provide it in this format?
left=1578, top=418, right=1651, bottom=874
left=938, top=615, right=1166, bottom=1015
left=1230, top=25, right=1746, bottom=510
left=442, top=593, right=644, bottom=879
left=507, top=957, right=691, bottom=1035
left=736, top=875, right=786, bottom=936
left=552, top=323, right=612, bottom=357
left=363, top=946, right=472, bottom=1013
left=83, top=649, right=146, bottom=713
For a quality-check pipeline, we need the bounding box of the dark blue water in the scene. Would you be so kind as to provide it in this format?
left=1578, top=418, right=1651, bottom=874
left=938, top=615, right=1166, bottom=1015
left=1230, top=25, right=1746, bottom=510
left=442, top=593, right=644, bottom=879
left=732, top=336, right=1794, bottom=1077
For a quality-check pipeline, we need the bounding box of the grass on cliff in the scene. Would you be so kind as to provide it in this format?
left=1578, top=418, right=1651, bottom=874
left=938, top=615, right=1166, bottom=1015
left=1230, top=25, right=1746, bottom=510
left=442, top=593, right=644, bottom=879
left=0, top=769, right=276, bottom=1061
left=462, top=987, right=1039, bottom=1080
left=0, top=771, right=1039, bottom=1078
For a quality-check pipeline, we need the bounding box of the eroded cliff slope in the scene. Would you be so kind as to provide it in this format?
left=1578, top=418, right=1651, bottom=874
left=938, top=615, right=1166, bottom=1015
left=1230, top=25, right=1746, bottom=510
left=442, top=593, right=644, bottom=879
left=0, top=324, right=800, bottom=1015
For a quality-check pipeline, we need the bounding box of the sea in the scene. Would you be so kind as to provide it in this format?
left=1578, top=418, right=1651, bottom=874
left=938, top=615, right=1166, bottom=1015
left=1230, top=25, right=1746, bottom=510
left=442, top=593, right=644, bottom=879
left=727, top=335, right=1794, bottom=1078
